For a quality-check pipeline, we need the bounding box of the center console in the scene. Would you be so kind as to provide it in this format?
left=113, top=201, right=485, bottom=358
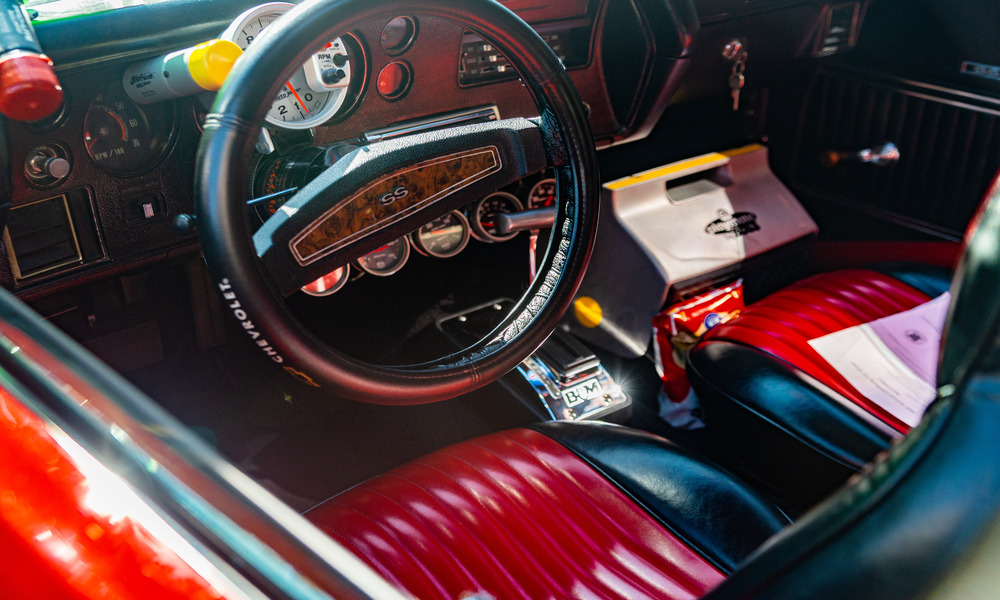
left=566, top=145, right=818, bottom=358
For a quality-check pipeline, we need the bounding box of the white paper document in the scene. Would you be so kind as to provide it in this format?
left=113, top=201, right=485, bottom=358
left=808, top=293, right=950, bottom=427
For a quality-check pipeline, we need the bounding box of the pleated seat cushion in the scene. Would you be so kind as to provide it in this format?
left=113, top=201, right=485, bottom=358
left=307, top=423, right=789, bottom=600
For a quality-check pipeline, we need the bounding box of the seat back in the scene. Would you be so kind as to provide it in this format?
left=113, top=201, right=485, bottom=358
left=704, top=172, right=1000, bottom=599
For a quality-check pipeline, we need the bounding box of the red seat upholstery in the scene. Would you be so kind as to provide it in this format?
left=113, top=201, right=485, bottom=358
left=308, top=423, right=788, bottom=600
left=687, top=264, right=952, bottom=505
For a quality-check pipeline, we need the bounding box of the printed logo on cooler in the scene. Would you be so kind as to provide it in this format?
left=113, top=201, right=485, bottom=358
left=705, top=209, right=760, bottom=239
left=703, top=312, right=723, bottom=330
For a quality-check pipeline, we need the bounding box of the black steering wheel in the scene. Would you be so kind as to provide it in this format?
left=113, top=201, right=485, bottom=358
left=195, top=0, right=599, bottom=405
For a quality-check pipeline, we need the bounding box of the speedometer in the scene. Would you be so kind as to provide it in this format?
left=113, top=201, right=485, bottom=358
left=221, top=2, right=357, bottom=129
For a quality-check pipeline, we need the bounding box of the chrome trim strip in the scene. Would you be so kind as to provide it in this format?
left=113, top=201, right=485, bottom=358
left=826, top=65, right=1000, bottom=110
left=363, top=105, right=500, bottom=142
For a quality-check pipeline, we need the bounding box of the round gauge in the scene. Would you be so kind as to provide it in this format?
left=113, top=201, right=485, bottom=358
left=302, top=264, right=349, bottom=296
left=471, top=191, right=524, bottom=242
left=411, top=211, right=470, bottom=258
left=248, top=153, right=301, bottom=224
left=248, top=144, right=353, bottom=224
left=376, top=61, right=412, bottom=100
left=528, top=178, right=556, bottom=209
left=357, top=237, right=410, bottom=276
left=221, top=3, right=357, bottom=129
left=381, top=16, right=417, bottom=54
left=83, top=85, right=175, bottom=176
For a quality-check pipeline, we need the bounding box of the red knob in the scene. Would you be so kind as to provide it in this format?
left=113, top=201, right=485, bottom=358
left=0, top=53, right=63, bottom=122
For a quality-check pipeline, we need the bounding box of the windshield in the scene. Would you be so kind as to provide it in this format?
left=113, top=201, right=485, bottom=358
left=25, top=0, right=159, bottom=22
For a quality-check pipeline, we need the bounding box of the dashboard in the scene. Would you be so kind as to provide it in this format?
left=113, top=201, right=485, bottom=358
left=1, top=0, right=848, bottom=301
left=1, top=0, right=687, bottom=298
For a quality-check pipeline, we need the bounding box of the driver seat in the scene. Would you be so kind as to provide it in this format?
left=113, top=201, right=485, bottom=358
left=308, top=422, right=789, bottom=599
left=308, top=177, right=1000, bottom=599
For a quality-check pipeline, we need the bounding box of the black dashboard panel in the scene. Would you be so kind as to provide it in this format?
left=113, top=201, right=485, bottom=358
left=3, top=0, right=844, bottom=297
left=3, top=0, right=674, bottom=296
left=1, top=62, right=205, bottom=295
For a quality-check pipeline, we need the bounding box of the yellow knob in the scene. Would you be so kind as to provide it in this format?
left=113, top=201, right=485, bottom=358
left=187, top=39, right=242, bottom=91
left=573, top=296, right=603, bottom=328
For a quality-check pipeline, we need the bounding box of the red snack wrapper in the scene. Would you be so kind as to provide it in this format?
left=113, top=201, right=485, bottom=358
left=652, top=280, right=744, bottom=429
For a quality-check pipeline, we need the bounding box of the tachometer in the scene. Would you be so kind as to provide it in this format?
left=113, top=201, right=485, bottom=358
left=221, top=2, right=357, bottom=129
left=83, top=84, right=175, bottom=176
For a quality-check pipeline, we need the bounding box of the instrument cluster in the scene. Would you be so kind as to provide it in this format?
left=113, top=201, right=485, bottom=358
left=15, top=2, right=548, bottom=295
left=66, top=1, right=367, bottom=182
left=251, top=156, right=556, bottom=297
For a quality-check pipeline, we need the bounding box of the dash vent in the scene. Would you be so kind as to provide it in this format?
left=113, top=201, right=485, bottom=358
left=815, top=3, right=862, bottom=57
left=4, top=194, right=83, bottom=280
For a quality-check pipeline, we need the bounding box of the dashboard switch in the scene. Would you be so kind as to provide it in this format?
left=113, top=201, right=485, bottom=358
left=24, top=144, right=70, bottom=186
left=124, top=194, right=166, bottom=224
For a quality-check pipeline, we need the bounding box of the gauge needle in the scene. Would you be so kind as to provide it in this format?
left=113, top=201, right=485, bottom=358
left=107, top=110, right=127, bottom=140
left=286, top=82, right=310, bottom=114
left=430, top=227, right=461, bottom=235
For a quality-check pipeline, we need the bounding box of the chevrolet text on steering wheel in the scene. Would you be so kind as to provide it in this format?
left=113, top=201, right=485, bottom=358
left=195, top=0, right=599, bottom=404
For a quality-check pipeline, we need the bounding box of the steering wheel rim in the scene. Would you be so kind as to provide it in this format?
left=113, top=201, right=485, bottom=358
left=195, top=0, right=599, bottom=404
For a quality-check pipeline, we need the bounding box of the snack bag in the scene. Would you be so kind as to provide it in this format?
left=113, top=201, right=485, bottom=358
left=652, top=280, right=744, bottom=429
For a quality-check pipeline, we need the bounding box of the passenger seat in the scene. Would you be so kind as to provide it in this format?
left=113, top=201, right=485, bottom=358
left=686, top=264, right=951, bottom=506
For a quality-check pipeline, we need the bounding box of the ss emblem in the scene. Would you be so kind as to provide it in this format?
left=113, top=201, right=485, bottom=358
left=379, top=186, right=409, bottom=206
